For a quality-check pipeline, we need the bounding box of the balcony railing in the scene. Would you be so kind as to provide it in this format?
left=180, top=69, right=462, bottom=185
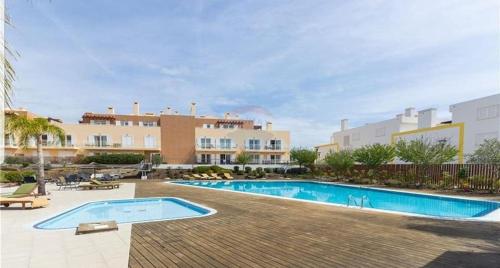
left=5, top=141, right=75, bottom=148
left=196, top=144, right=238, bottom=150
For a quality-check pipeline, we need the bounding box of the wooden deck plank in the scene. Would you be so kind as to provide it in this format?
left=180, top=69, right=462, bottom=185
left=129, top=180, right=500, bottom=268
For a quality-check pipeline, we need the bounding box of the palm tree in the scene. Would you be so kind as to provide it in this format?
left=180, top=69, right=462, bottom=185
left=5, top=115, right=65, bottom=195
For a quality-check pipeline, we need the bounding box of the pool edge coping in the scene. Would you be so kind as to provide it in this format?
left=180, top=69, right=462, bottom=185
left=167, top=180, right=500, bottom=222
left=32, top=196, right=218, bottom=231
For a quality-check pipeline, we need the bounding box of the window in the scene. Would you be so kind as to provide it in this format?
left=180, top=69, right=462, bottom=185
left=477, top=105, right=499, bottom=120
left=270, top=155, right=281, bottom=164
left=250, top=154, right=260, bottom=164
left=352, top=132, right=360, bottom=141
left=201, top=154, right=211, bottom=164
left=94, top=135, right=108, bottom=147
left=201, top=138, right=212, bottom=149
left=343, top=135, right=350, bottom=147
left=220, top=154, right=231, bottom=164
left=120, top=121, right=130, bottom=126
left=475, top=132, right=498, bottom=145
left=66, top=135, right=72, bottom=146
left=122, top=134, right=133, bottom=147
left=142, top=121, right=157, bottom=127
left=375, top=127, right=386, bottom=137
left=219, top=138, right=232, bottom=149
left=269, top=140, right=282, bottom=150
left=42, top=134, right=48, bottom=146
left=91, top=120, right=108, bottom=125
left=203, top=124, right=213, bottom=129
left=249, top=139, right=261, bottom=150
left=144, top=135, right=156, bottom=148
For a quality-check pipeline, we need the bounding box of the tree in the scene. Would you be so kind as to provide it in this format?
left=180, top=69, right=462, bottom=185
left=395, top=137, right=458, bottom=165
left=236, top=152, right=252, bottom=170
left=467, top=139, right=500, bottom=179
left=395, top=137, right=458, bottom=184
left=290, top=148, right=317, bottom=170
left=353, top=144, right=396, bottom=170
left=467, top=139, right=500, bottom=165
left=324, top=150, right=355, bottom=179
left=5, top=115, right=65, bottom=195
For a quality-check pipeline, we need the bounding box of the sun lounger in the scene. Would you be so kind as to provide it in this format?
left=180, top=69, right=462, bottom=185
left=223, top=173, right=234, bottom=180
left=183, top=174, right=194, bottom=180
left=90, top=179, right=120, bottom=188
left=76, top=221, right=118, bottom=235
left=1, top=183, right=38, bottom=198
left=78, top=183, right=116, bottom=190
left=192, top=174, right=203, bottom=179
left=201, top=173, right=212, bottom=180
left=209, top=173, right=222, bottom=179
left=0, top=196, right=49, bottom=209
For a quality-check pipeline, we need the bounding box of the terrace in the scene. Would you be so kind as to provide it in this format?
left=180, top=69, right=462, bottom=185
left=2, top=179, right=499, bottom=268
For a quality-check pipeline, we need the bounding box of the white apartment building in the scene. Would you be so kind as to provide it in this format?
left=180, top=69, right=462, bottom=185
left=316, top=94, right=500, bottom=163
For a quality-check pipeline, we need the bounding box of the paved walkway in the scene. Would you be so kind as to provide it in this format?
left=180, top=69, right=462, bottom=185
left=1, top=183, right=135, bottom=268
left=130, top=180, right=500, bottom=268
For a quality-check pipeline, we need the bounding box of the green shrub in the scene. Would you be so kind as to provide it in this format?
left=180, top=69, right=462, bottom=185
left=237, top=170, right=244, bottom=175
left=264, top=168, right=272, bottom=173
left=81, top=153, right=145, bottom=164
left=256, top=167, right=263, bottom=173
left=0, top=170, right=31, bottom=183
left=233, top=166, right=240, bottom=172
left=245, top=166, right=252, bottom=173
left=4, top=156, right=24, bottom=164
left=193, top=166, right=212, bottom=174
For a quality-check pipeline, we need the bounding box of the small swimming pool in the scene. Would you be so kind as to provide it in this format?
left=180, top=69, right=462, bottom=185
left=34, top=197, right=215, bottom=229
left=173, top=181, right=500, bottom=221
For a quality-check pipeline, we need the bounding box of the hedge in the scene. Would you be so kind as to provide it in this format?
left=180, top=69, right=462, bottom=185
left=81, top=153, right=145, bottom=164
left=192, top=165, right=232, bottom=174
left=0, top=170, right=36, bottom=183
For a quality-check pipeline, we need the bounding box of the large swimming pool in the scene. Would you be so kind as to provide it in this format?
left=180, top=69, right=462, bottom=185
left=173, top=181, right=500, bottom=220
left=34, top=197, right=215, bottom=229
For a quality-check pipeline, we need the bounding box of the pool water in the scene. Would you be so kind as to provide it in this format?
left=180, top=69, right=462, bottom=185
left=35, top=197, right=214, bottom=229
left=174, top=181, right=500, bottom=220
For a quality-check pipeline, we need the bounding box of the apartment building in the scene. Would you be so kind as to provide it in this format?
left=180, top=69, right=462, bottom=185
left=3, top=102, right=290, bottom=165
left=315, top=94, right=500, bottom=163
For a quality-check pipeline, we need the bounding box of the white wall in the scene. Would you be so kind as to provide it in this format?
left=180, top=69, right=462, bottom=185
left=450, top=94, right=500, bottom=155
left=332, top=116, right=417, bottom=150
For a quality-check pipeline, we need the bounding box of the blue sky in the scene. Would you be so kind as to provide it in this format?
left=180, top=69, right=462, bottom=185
left=7, top=0, right=500, bottom=147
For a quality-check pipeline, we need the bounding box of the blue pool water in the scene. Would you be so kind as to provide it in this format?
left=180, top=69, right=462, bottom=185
left=174, top=181, right=500, bottom=219
left=35, top=197, right=214, bottom=229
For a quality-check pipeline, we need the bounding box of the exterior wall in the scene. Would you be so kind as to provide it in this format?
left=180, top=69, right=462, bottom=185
left=194, top=117, right=254, bottom=129
left=160, top=115, right=197, bottom=164
left=392, top=123, right=464, bottom=163
left=4, top=122, right=161, bottom=162
left=449, top=94, right=500, bottom=155
left=314, top=143, right=339, bottom=162
left=194, top=127, right=290, bottom=164
left=332, top=117, right=418, bottom=150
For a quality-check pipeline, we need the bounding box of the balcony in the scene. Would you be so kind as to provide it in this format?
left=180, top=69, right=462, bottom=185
left=83, top=143, right=159, bottom=150
left=196, top=144, right=238, bottom=151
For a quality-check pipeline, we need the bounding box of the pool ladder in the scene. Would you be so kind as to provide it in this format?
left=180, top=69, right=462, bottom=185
left=347, top=195, right=372, bottom=208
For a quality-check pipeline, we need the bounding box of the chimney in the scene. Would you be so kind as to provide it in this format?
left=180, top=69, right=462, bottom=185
left=107, top=106, right=115, bottom=114
left=165, top=107, right=172, bottom=115
left=190, top=102, right=196, bottom=116
left=224, top=112, right=230, bottom=119
left=174, top=111, right=179, bottom=115
left=133, top=102, right=140, bottom=115
left=266, top=121, right=273, bottom=131
left=160, top=111, right=164, bottom=115
left=341, top=119, right=349, bottom=131
left=405, top=107, right=416, bottom=117
left=418, top=108, right=438, bottom=129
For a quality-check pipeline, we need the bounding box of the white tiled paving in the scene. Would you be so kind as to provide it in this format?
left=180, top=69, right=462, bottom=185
left=0, top=183, right=135, bottom=268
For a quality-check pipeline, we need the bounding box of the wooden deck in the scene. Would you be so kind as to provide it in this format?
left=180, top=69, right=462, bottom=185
left=129, top=180, right=500, bottom=267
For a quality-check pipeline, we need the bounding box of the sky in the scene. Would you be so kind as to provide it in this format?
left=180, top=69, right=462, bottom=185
left=6, top=0, right=500, bottom=147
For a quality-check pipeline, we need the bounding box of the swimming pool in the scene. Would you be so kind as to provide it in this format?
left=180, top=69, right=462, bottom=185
left=34, top=197, right=215, bottom=229
left=173, top=181, right=500, bottom=221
